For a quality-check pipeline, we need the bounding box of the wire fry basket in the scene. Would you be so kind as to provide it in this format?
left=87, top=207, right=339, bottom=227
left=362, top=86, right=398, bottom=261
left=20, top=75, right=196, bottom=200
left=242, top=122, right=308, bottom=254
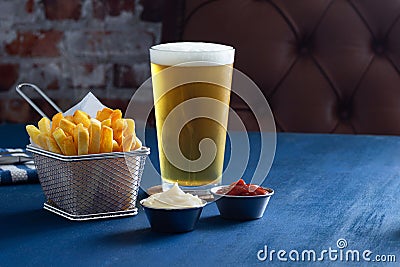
left=17, top=83, right=150, bottom=221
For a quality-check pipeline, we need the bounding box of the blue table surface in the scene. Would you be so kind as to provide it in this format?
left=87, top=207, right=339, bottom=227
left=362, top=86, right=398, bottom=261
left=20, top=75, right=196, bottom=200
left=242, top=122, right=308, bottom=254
left=0, top=124, right=399, bottom=266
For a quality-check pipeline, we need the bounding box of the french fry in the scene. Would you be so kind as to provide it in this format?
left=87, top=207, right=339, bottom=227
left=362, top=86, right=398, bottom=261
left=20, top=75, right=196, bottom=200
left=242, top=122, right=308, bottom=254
left=53, top=128, right=68, bottom=154
left=46, top=136, right=62, bottom=154
left=51, top=112, right=64, bottom=133
left=88, top=119, right=101, bottom=154
left=100, top=126, right=113, bottom=153
left=113, top=118, right=124, bottom=145
left=101, top=118, right=111, bottom=128
left=122, top=135, right=134, bottom=152
left=73, top=124, right=79, bottom=151
left=77, top=124, right=89, bottom=155
left=38, top=117, right=51, bottom=135
left=73, top=110, right=91, bottom=128
left=122, top=119, right=136, bottom=151
left=65, top=115, right=74, bottom=122
left=26, top=125, right=41, bottom=145
left=132, top=136, right=142, bottom=150
left=63, top=136, right=77, bottom=156
left=59, top=118, right=76, bottom=136
left=110, top=109, right=122, bottom=125
left=111, top=110, right=123, bottom=144
left=112, top=140, right=121, bottom=152
left=37, top=133, right=49, bottom=150
left=96, top=107, right=113, bottom=121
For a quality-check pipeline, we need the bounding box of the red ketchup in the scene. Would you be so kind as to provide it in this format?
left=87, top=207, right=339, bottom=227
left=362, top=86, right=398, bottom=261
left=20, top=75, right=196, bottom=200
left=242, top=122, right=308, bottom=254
left=216, top=179, right=268, bottom=196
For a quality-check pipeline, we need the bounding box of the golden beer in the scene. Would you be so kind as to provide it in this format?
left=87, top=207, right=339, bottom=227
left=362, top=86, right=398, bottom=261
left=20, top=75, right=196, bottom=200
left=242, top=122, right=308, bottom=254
left=150, top=42, right=235, bottom=190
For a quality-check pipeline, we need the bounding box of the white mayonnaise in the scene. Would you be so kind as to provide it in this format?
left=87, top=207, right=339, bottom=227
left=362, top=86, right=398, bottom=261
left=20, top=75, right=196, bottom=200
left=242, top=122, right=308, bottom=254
left=141, top=183, right=205, bottom=209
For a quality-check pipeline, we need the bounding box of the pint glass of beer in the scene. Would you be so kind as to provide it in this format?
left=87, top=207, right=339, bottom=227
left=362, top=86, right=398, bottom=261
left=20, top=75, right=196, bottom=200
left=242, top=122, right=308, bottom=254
left=150, top=42, right=234, bottom=192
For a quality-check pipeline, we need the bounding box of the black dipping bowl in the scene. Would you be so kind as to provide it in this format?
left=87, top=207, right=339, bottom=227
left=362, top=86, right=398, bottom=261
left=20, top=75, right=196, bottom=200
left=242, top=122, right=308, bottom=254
left=211, top=186, right=274, bottom=221
left=140, top=200, right=206, bottom=233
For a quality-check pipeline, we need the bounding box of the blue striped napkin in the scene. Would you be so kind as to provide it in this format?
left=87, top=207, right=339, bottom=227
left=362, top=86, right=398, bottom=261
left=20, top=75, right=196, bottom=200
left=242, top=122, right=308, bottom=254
left=0, top=148, right=38, bottom=184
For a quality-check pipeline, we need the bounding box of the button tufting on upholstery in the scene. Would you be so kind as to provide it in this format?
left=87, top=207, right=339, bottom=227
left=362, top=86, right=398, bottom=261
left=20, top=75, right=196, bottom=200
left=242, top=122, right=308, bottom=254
left=338, top=103, right=352, bottom=121
left=372, top=40, right=386, bottom=55
left=299, top=46, right=309, bottom=55
left=298, top=39, right=312, bottom=55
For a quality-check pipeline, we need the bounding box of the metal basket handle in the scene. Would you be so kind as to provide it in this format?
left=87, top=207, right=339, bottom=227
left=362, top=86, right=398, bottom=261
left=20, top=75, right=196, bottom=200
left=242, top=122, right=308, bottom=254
left=16, top=83, right=63, bottom=118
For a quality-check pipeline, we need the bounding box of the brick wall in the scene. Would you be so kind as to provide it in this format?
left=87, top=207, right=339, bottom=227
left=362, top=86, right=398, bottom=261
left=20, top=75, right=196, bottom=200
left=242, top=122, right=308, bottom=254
left=0, top=0, right=162, bottom=123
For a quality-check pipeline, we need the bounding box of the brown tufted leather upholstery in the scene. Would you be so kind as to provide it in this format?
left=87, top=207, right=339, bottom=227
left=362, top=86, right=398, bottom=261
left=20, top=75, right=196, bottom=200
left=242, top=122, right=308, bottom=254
left=161, top=0, right=400, bottom=134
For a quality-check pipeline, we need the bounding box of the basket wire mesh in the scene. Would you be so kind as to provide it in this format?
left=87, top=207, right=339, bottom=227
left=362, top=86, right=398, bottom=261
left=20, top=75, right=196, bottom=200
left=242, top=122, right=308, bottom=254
left=27, top=145, right=149, bottom=220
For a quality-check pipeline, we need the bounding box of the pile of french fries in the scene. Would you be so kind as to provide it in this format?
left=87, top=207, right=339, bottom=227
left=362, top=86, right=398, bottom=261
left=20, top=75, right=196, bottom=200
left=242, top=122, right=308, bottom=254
left=26, top=108, right=141, bottom=156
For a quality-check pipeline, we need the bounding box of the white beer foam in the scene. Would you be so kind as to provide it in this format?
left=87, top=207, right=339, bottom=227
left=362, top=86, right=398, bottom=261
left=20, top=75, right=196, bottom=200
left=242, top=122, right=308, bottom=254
left=150, top=42, right=235, bottom=66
